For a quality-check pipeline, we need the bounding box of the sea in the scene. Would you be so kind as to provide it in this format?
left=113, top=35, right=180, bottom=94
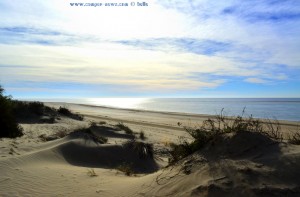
left=40, top=98, right=300, bottom=122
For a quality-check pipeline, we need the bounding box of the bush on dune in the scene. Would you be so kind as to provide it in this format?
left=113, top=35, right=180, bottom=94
left=288, top=127, right=300, bottom=145
left=58, top=106, right=84, bottom=121
left=58, top=106, right=72, bottom=116
left=12, top=100, right=47, bottom=118
left=116, top=122, right=134, bottom=135
left=0, top=85, right=23, bottom=138
left=169, top=109, right=288, bottom=164
left=69, top=127, right=108, bottom=144
left=139, top=130, right=146, bottom=140
left=123, top=140, right=154, bottom=159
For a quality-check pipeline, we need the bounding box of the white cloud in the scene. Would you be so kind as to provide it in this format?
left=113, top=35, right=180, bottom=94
left=0, top=0, right=299, bottom=95
left=244, top=78, right=269, bottom=84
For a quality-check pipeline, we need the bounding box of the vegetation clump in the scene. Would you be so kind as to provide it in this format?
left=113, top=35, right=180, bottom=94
left=58, top=106, right=83, bottom=121
left=289, top=131, right=300, bottom=145
left=99, top=121, right=106, bottom=125
left=139, top=130, right=146, bottom=140
left=0, top=85, right=23, bottom=138
left=123, top=140, right=154, bottom=159
left=90, top=121, right=97, bottom=127
left=117, top=162, right=134, bottom=176
left=116, top=122, right=134, bottom=135
left=13, top=101, right=46, bottom=116
left=87, top=168, right=98, bottom=177
left=70, top=127, right=108, bottom=144
left=169, top=109, right=287, bottom=164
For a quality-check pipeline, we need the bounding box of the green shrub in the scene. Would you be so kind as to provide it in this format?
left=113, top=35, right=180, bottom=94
left=169, top=110, right=284, bottom=164
left=58, top=106, right=72, bottom=116
left=58, top=106, right=83, bottom=121
left=12, top=100, right=46, bottom=118
left=169, top=141, right=193, bottom=164
left=0, top=85, right=23, bottom=138
left=27, top=101, right=44, bottom=116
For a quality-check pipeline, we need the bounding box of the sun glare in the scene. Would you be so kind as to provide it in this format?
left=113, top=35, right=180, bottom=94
left=87, top=98, right=149, bottom=108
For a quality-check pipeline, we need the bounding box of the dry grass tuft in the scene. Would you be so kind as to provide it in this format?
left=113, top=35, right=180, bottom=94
left=123, top=140, right=154, bottom=159
left=169, top=109, right=286, bottom=164
left=117, top=163, right=134, bottom=176
left=116, top=122, right=134, bottom=135
left=87, top=169, right=97, bottom=177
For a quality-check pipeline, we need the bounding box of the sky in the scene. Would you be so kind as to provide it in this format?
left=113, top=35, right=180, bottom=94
left=0, top=0, right=300, bottom=98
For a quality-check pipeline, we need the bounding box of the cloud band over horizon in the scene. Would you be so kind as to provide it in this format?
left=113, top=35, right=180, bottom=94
left=0, top=0, right=299, bottom=98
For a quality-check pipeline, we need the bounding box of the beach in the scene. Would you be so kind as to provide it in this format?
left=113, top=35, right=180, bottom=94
left=1, top=102, right=300, bottom=196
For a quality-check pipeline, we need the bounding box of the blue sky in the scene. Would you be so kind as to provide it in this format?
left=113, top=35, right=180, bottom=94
left=0, top=0, right=299, bottom=98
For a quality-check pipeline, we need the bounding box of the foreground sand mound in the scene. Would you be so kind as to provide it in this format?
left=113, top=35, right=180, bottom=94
left=143, top=132, right=300, bottom=196
left=2, top=102, right=300, bottom=196
left=56, top=137, right=159, bottom=173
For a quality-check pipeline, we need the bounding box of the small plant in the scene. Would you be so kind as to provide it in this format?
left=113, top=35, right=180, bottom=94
left=55, top=130, right=68, bottom=138
left=116, top=122, right=134, bottom=135
left=99, top=121, right=106, bottom=125
left=123, top=140, right=153, bottom=159
left=58, top=106, right=72, bottom=116
left=70, top=127, right=108, bottom=144
left=168, top=140, right=194, bottom=164
left=49, top=116, right=55, bottom=123
left=87, top=169, right=97, bottom=177
left=97, top=135, right=108, bottom=144
left=39, top=134, right=48, bottom=142
left=58, top=106, right=83, bottom=121
left=117, top=163, right=134, bottom=176
left=288, top=132, right=300, bottom=145
left=139, top=130, right=146, bottom=140
left=90, top=121, right=97, bottom=127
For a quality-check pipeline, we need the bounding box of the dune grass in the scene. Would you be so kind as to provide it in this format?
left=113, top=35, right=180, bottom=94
left=87, top=168, right=98, bottom=177
left=58, top=106, right=83, bottom=121
left=117, top=162, right=134, bottom=176
left=123, top=140, right=154, bottom=159
left=70, top=127, right=108, bottom=144
left=139, top=130, right=146, bottom=140
left=99, top=121, right=107, bottom=125
left=288, top=127, right=300, bottom=145
left=90, top=121, right=97, bottom=127
left=169, top=109, right=290, bottom=164
left=116, top=122, right=134, bottom=135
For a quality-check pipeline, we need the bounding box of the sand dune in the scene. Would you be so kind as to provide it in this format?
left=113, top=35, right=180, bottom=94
left=1, top=103, right=300, bottom=196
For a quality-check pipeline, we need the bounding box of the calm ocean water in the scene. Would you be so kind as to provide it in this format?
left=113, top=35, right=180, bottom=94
left=41, top=98, right=300, bottom=121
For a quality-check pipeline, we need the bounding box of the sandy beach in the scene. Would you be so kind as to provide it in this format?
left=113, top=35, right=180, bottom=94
left=1, top=102, right=300, bottom=196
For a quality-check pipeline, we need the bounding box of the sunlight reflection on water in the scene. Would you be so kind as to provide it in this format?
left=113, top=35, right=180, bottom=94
left=87, top=98, right=149, bottom=109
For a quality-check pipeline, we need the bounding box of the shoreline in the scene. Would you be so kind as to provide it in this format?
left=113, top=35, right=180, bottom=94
left=44, top=102, right=300, bottom=129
